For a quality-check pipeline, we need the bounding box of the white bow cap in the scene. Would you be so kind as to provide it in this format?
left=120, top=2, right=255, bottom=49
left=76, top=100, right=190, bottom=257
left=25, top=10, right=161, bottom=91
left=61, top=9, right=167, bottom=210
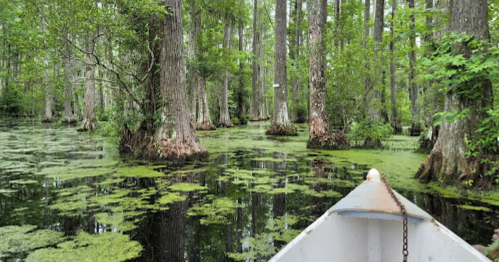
left=367, top=168, right=381, bottom=182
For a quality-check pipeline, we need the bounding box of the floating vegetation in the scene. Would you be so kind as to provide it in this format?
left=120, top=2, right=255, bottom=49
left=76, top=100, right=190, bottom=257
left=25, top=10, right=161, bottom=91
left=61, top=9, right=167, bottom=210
left=0, top=189, right=17, bottom=196
left=0, top=225, right=64, bottom=260
left=188, top=197, right=241, bottom=225
left=113, top=165, right=166, bottom=178
left=9, top=179, right=38, bottom=185
left=25, top=232, right=142, bottom=262
left=457, top=205, right=491, bottom=212
left=168, top=183, right=207, bottom=192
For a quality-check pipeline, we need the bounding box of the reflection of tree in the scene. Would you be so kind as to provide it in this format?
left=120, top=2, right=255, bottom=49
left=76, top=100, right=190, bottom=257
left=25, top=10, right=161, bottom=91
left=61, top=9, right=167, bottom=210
left=62, top=179, right=80, bottom=236
left=86, top=176, right=96, bottom=234
left=419, top=192, right=499, bottom=245
left=272, top=152, right=287, bottom=250
left=134, top=171, right=206, bottom=262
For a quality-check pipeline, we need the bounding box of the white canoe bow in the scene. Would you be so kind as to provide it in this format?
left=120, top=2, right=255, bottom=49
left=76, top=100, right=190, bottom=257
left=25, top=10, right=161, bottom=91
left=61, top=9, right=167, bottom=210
left=269, top=169, right=491, bottom=262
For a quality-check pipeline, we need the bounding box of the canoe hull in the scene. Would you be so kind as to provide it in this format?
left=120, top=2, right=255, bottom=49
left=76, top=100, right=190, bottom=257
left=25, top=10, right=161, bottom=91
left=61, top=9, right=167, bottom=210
left=269, top=210, right=489, bottom=262
left=269, top=170, right=490, bottom=262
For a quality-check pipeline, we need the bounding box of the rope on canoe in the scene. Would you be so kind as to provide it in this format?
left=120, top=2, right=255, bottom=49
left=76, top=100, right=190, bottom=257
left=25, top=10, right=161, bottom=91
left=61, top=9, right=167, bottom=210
left=381, top=173, right=409, bottom=262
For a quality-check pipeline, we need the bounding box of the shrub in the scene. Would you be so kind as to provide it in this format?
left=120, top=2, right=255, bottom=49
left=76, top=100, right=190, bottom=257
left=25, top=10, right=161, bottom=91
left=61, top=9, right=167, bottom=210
left=349, top=120, right=393, bottom=148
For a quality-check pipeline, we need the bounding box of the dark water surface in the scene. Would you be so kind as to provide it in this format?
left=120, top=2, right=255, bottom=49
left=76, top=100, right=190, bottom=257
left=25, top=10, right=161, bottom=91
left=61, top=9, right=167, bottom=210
left=0, top=119, right=498, bottom=261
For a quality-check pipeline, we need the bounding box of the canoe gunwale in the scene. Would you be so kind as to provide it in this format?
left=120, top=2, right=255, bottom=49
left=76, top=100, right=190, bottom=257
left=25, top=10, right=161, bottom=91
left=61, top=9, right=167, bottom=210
left=337, top=210, right=425, bottom=223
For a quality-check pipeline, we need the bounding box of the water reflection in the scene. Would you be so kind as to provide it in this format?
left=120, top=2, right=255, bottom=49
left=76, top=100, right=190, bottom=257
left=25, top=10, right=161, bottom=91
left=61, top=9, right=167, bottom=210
left=0, top=119, right=497, bottom=261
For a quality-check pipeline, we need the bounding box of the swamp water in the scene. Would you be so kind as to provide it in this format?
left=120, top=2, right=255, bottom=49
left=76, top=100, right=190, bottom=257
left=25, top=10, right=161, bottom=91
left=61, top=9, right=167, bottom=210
left=0, top=119, right=498, bottom=262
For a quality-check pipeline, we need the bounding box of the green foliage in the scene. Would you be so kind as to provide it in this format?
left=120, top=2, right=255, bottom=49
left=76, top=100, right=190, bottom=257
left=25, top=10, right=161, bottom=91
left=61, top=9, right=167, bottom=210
left=475, top=108, right=499, bottom=154
left=422, top=33, right=499, bottom=95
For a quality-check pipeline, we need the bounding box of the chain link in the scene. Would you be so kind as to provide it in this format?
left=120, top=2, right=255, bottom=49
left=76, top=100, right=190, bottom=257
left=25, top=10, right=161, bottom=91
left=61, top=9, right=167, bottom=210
left=381, top=173, right=409, bottom=262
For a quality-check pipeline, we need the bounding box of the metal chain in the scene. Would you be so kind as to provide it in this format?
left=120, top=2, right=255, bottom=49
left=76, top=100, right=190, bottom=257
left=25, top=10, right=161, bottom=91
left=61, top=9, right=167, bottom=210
left=381, top=173, right=409, bottom=262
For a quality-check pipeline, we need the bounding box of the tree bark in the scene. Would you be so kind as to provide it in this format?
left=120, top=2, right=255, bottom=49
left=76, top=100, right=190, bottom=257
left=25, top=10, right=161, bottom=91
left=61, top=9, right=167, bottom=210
left=373, top=0, right=384, bottom=52
left=257, top=6, right=265, bottom=120
left=266, top=0, right=296, bottom=136
left=390, top=0, right=401, bottom=134
left=408, top=0, right=421, bottom=136
left=369, top=0, right=384, bottom=124
left=73, top=86, right=81, bottom=120
left=41, top=11, right=53, bottom=123
left=363, top=0, right=371, bottom=116
left=292, top=0, right=303, bottom=123
left=237, top=19, right=246, bottom=124
left=306, top=0, right=347, bottom=149
left=187, top=2, right=198, bottom=123
left=219, top=17, right=232, bottom=127
left=251, top=0, right=260, bottom=120
left=308, top=0, right=329, bottom=140
left=334, top=0, right=340, bottom=48
left=98, top=66, right=105, bottom=109
left=196, top=75, right=215, bottom=130
left=62, top=53, right=76, bottom=124
left=193, top=11, right=215, bottom=131
left=3, top=43, right=10, bottom=112
left=80, top=36, right=98, bottom=131
left=415, top=0, right=493, bottom=183
left=153, top=0, right=207, bottom=160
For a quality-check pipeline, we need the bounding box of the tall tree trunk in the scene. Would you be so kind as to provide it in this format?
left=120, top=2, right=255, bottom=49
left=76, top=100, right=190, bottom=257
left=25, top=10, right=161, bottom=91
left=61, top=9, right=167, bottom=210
left=187, top=2, right=197, bottom=123
left=363, top=0, right=371, bottom=117
left=390, top=0, right=401, bottom=133
left=237, top=19, right=246, bottom=124
left=197, top=75, right=215, bottom=130
left=98, top=66, right=104, bottom=109
left=219, top=17, right=232, bottom=127
left=408, top=0, right=421, bottom=136
left=423, top=0, right=437, bottom=126
left=62, top=51, right=75, bottom=124
left=307, top=0, right=345, bottom=149
left=334, top=0, right=340, bottom=48
left=3, top=44, right=10, bottom=112
left=80, top=36, right=98, bottom=131
left=292, top=0, right=303, bottom=123
left=145, top=0, right=207, bottom=160
left=41, top=11, right=53, bottom=123
left=266, top=0, right=296, bottom=136
left=73, top=87, right=81, bottom=120
left=257, top=7, right=265, bottom=120
left=415, top=0, right=493, bottom=183
left=368, top=0, right=384, bottom=123
left=251, top=0, right=259, bottom=120
left=193, top=11, right=215, bottom=130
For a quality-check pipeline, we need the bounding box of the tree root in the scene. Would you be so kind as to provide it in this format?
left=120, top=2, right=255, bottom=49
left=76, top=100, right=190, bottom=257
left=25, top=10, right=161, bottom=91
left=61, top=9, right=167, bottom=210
left=196, top=121, right=216, bottom=131
left=62, top=118, right=77, bottom=125
left=415, top=149, right=498, bottom=187
left=307, top=133, right=350, bottom=150
left=78, top=118, right=98, bottom=132
left=120, top=123, right=209, bottom=161
left=410, top=123, right=423, bottom=137
left=393, top=123, right=402, bottom=135
left=218, top=121, right=232, bottom=128
left=265, top=123, right=298, bottom=136
left=42, top=117, right=53, bottom=123
left=417, top=126, right=439, bottom=154
left=414, top=150, right=444, bottom=182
